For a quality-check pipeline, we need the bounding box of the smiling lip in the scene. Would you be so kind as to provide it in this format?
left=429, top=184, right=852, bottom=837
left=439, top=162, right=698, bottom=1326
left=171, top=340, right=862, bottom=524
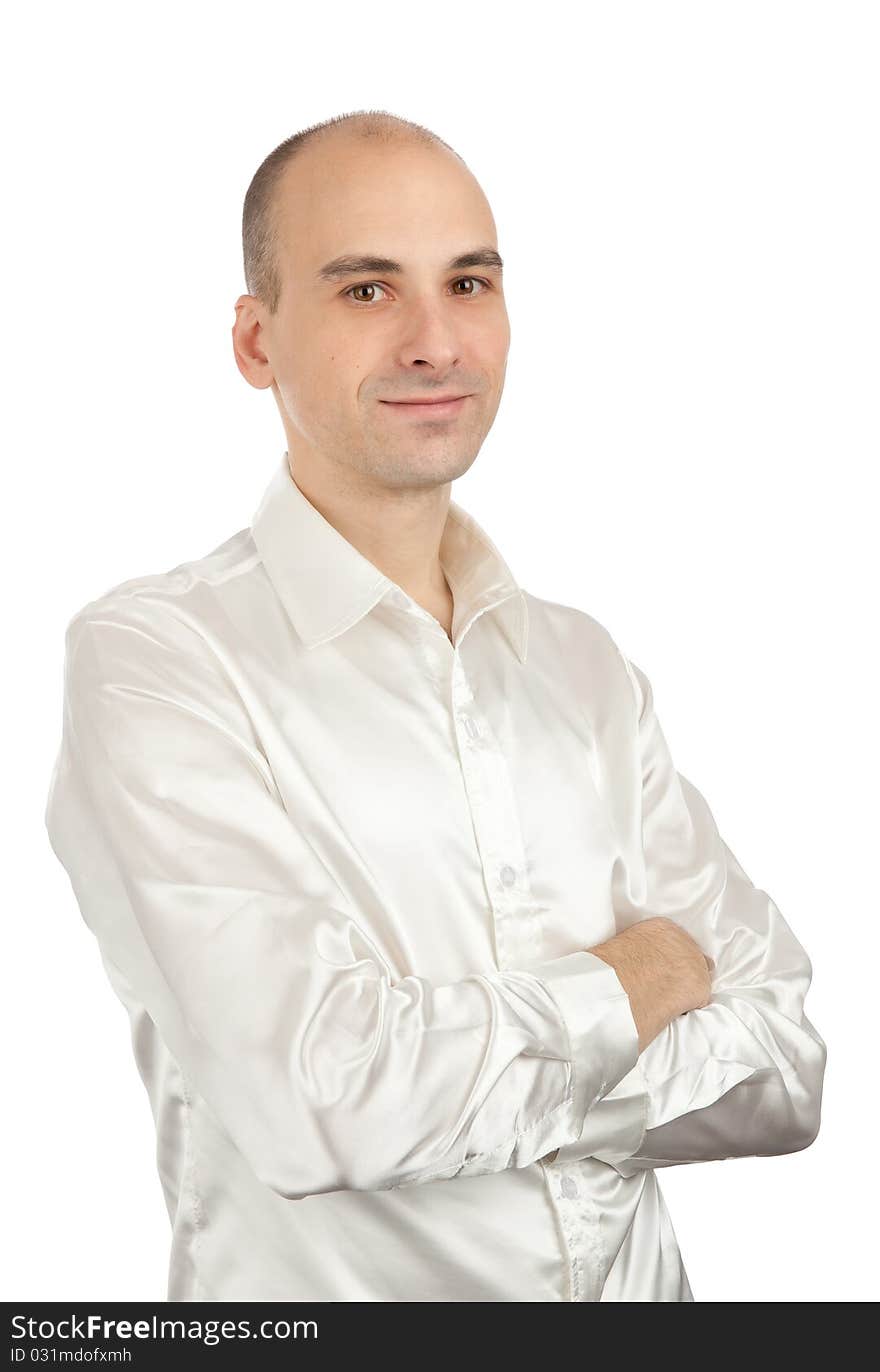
left=379, top=395, right=472, bottom=416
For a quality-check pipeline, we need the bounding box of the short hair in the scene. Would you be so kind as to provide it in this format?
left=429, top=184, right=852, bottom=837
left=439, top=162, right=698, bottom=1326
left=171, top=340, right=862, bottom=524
left=242, top=109, right=464, bottom=316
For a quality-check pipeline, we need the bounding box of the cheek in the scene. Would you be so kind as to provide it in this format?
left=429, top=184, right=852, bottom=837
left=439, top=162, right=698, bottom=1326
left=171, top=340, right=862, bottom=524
left=294, top=354, right=367, bottom=430
left=311, top=326, right=367, bottom=392
left=293, top=346, right=342, bottom=398
left=472, top=311, right=510, bottom=363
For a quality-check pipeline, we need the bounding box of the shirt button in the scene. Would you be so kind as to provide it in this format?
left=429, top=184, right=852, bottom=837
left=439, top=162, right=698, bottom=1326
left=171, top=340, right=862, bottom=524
left=388, top=588, right=408, bottom=609
left=463, top=716, right=480, bottom=740
left=499, top=865, right=517, bottom=887
left=560, top=1176, right=579, bottom=1199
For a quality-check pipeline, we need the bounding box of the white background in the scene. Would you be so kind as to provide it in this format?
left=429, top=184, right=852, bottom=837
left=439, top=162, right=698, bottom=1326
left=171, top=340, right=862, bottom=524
left=4, top=0, right=877, bottom=1302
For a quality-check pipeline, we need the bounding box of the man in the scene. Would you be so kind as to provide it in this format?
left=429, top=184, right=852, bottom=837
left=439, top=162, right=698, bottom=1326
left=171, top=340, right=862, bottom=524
left=44, top=108, right=826, bottom=1302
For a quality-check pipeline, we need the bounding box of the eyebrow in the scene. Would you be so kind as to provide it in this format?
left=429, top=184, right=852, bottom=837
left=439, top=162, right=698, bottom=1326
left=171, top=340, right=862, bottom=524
left=315, top=247, right=504, bottom=283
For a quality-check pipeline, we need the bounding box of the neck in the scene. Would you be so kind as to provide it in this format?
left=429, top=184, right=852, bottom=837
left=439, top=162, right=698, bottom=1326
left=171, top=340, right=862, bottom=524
left=286, top=450, right=454, bottom=606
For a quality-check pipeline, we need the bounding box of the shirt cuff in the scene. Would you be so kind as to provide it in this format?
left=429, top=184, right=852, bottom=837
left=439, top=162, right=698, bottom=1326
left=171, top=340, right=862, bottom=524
left=524, top=949, right=643, bottom=1156
left=551, top=1055, right=650, bottom=1168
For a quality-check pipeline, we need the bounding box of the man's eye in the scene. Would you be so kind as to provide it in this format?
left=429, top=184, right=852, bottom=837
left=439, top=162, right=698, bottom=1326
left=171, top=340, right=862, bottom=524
left=345, top=282, right=390, bottom=304
left=343, top=277, right=489, bottom=305
left=450, top=277, right=489, bottom=296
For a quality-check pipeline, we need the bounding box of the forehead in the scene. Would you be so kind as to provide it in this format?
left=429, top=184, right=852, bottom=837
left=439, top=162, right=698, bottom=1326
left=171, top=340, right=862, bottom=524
left=273, top=137, right=497, bottom=276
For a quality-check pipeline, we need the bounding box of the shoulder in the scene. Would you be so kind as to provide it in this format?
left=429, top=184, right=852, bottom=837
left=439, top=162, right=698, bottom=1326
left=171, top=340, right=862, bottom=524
left=521, top=588, right=641, bottom=713
left=63, top=527, right=261, bottom=658
left=59, top=529, right=270, bottom=741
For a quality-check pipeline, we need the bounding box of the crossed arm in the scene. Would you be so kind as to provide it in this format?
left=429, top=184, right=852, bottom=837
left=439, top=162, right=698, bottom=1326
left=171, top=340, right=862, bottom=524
left=547, top=654, right=827, bottom=1173
left=45, top=606, right=826, bottom=1198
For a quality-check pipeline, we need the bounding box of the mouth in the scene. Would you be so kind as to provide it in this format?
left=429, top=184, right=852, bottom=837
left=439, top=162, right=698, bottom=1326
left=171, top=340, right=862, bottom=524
left=379, top=395, right=472, bottom=418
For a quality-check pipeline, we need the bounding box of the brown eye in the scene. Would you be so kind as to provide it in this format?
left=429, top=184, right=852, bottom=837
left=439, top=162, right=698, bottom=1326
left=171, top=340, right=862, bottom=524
left=344, top=277, right=489, bottom=305
left=345, top=283, right=389, bottom=304
left=452, top=277, right=487, bottom=295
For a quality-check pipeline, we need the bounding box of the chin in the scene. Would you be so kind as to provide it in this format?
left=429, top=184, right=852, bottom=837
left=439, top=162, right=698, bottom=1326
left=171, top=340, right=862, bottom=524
left=375, top=453, right=478, bottom=488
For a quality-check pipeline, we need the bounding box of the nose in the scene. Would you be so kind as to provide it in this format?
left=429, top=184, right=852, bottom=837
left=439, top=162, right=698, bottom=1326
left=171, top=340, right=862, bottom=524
left=393, top=298, right=462, bottom=372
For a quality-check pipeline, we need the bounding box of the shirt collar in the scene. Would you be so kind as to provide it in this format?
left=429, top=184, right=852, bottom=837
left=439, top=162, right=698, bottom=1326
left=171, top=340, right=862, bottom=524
left=250, top=452, right=529, bottom=664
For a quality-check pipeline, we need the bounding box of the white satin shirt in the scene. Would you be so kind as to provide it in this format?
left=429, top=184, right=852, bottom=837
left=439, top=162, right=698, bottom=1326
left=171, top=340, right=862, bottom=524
left=44, top=451, right=827, bottom=1302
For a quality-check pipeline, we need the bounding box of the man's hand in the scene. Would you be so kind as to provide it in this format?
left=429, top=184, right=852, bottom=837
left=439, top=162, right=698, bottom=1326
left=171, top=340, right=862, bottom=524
left=539, top=917, right=714, bottom=1165
left=589, top=916, right=714, bottom=1055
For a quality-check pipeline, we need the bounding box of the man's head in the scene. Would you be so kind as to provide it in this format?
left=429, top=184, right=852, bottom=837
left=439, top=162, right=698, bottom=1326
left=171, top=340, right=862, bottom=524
left=232, top=110, right=510, bottom=495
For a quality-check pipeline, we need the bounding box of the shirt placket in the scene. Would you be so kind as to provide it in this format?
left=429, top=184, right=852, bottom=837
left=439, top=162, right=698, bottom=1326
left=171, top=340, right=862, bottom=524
left=426, top=606, right=609, bottom=1303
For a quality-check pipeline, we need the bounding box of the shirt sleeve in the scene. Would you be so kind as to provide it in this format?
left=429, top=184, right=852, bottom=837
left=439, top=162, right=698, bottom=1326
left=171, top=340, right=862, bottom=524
left=555, top=653, right=827, bottom=1175
left=44, top=604, right=642, bottom=1200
